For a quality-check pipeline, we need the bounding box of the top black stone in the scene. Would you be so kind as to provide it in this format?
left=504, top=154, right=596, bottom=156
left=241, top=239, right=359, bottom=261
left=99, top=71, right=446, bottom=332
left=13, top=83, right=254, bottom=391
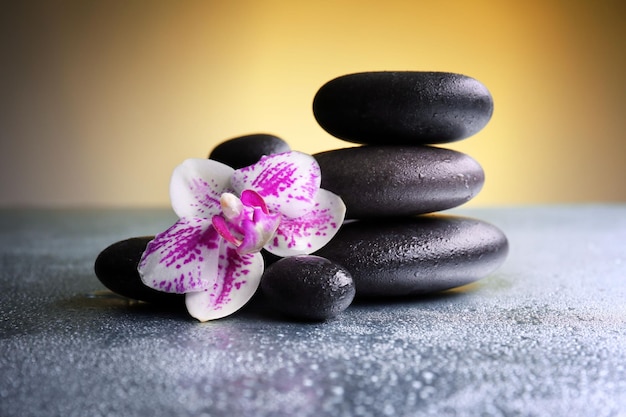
left=313, top=71, right=494, bottom=145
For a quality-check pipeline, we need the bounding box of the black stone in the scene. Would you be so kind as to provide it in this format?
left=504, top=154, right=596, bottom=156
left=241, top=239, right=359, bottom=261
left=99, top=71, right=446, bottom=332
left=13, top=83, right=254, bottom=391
left=314, top=215, right=508, bottom=297
left=314, top=146, right=484, bottom=219
left=313, top=71, right=493, bottom=145
left=261, top=255, right=356, bottom=321
left=94, top=237, right=184, bottom=306
left=261, top=249, right=282, bottom=267
left=209, top=133, right=291, bottom=169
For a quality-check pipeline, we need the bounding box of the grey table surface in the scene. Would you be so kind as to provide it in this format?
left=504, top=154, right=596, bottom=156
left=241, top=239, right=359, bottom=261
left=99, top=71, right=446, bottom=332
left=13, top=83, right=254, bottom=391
left=1, top=205, right=625, bottom=417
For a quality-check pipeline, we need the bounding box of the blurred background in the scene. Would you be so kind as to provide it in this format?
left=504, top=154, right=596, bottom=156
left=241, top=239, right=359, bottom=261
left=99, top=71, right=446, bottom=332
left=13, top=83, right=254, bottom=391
left=1, top=0, right=624, bottom=208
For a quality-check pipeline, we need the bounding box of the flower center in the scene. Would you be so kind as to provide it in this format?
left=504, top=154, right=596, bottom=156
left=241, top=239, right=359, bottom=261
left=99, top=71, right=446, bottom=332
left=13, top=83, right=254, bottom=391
left=212, top=190, right=281, bottom=254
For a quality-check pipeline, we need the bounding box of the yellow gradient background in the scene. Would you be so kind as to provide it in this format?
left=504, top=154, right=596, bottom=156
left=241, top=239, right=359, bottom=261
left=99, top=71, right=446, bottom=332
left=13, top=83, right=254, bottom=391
left=1, top=1, right=625, bottom=207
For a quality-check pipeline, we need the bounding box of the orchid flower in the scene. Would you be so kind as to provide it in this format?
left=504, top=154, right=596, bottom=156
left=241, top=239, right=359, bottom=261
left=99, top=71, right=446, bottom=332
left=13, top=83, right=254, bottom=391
left=137, top=151, right=346, bottom=322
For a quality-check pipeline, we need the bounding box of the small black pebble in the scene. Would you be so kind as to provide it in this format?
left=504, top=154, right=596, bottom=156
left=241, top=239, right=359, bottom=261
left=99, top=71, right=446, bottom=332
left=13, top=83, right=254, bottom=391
left=209, top=133, right=291, bottom=169
left=94, top=236, right=184, bottom=306
left=261, top=255, right=355, bottom=321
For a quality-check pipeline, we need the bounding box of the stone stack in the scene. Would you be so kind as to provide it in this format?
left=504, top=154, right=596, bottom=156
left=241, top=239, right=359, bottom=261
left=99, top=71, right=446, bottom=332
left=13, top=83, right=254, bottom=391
left=94, top=71, right=509, bottom=321
left=310, top=72, right=508, bottom=297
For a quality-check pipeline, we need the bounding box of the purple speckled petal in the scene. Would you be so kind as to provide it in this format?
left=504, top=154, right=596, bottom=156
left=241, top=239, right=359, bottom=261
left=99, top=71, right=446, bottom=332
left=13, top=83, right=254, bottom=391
left=138, top=217, right=220, bottom=293
left=185, top=249, right=263, bottom=321
left=264, top=188, right=346, bottom=257
left=231, top=151, right=321, bottom=219
left=170, top=158, right=235, bottom=218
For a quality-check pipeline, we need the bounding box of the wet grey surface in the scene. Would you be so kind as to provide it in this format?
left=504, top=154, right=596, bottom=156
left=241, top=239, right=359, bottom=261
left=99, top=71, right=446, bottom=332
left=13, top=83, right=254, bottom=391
left=1, top=205, right=625, bottom=417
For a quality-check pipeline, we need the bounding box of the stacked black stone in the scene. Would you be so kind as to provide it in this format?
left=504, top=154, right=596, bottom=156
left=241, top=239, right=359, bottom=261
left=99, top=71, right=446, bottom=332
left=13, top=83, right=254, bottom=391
left=310, top=72, right=508, bottom=297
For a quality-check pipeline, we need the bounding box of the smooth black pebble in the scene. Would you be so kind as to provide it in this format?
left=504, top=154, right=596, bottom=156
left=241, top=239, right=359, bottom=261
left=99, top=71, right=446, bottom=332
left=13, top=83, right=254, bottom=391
left=94, top=237, right=184, bottom=306
left=313, top=71, right=493, bottom=145
left=209, top=133, right=291, bottom=169
left=261, top=255, right=356, bottom=321
left=314, top=146, right=484, bottom=219
left=314, top=215, right=508, bottom=297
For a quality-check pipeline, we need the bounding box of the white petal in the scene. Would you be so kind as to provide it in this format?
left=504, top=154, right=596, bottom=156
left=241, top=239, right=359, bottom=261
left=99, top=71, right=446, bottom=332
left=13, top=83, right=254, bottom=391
left=230, top=151, right=321, bottom=218
left=138, top=218, right=220, bottom=293
left=185, top=250, right=264, bottom=321
left=264, top=189, right=346, bottom=257
left=170, top=158, right=235, bottom=218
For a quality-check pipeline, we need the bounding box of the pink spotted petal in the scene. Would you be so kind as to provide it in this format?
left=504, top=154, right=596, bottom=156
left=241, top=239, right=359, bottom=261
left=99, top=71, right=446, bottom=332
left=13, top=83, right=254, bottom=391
left=264, top=188, right=346, bottom=257
left=138, top=217, right=220, bottom=293
left=231, top=151, right=321, bottom=219
left=170, top=158, right=235, bottom=218
left=185, top=249, right=264, bottom=321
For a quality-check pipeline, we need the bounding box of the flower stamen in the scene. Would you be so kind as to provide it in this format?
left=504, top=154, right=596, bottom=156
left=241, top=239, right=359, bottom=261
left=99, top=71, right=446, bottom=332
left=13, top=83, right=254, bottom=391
left=213, top=191, right=282, bottom=255
left=220, top=192, right=244, bottom=221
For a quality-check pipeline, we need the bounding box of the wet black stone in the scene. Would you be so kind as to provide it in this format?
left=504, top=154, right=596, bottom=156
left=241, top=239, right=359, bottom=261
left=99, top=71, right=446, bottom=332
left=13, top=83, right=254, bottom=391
left=314, top=215, right=508, bottom=297
left=314, top=146, right=484, bottom=219
left=94, top=237, right=184, bottom=306
left=261, top=255, right=356, bottom=321
left=313, top=71, right=493, bottom=145
left=261, top=249, right=281, bottom=267
left=209, top=133, right=291, bottom=169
